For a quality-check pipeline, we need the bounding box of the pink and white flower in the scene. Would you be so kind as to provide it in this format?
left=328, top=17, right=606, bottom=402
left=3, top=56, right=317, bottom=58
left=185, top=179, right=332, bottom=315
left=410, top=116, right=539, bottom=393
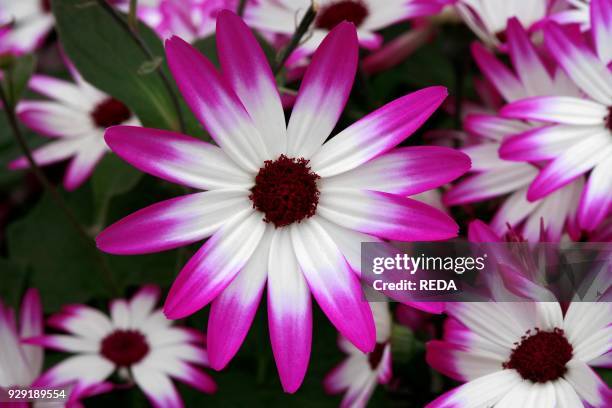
left=244, top=0, right=449, bottom=65
left=324, top=302, right=393, bottom=408
left=451, top=0, right=551, bottom=47
left=9, top=64, right=140, bottom=191
left=426, top=302, right=612, bottom=407
left=0, top=289, right=43, bottom=394
left=115, top=0, right=237, bottom=42
left=0, top=0, right=54, bottom=55
left=500, top=20, right=612, bottom=231
left=26, top=285, right=216, bottom=407
left=96, top=11, right=468, bottom=392
left=444, top=18, right=584, bottom=242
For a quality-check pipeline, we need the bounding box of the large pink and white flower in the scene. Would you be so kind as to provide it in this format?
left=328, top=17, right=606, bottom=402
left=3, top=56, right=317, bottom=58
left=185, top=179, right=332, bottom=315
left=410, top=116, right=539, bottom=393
left=0, top=289, right=43, bottom=395
left=0, top=0, right=54, bottom=55
left=324, top=302, right=393, bottom=408
left=96, top=11, right=468, bottom=392
left=244, top=0, right=449, bottom=65
left=426, top=302, right=612, bottom=407
left=444, top=18, right=584, bottom=242
left=500, top=19, right=612, bottom=231
left=451, top=0, right=552, bottom=47
left=9, top=64, right=140, bottom=191
left=26, top=285, right=216, bottom=407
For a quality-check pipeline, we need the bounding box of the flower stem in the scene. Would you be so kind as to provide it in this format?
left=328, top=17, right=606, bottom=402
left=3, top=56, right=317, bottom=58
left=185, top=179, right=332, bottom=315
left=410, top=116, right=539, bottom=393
left=273, top=3, right=317, bottom=75
left=128, top=0, right=138, bottom=33
left=0, top=82, right=120, bottom=296
left=97, top=0, right=186, bottom=134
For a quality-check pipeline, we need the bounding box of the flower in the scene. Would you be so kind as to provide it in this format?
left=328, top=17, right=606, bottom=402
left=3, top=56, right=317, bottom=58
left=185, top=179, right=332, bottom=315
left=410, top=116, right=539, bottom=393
left=500, top=18, right=612, bottom=231
left=26, top=285, right=216, bottom=406
left=114, top=0, right=237, bottom=42
left=0, top=0, right=54, bottom=54
left=9, top=62, right=140, bottom=191
left=96, top=11, right=467, bottom=392
left=0, top=289, right=43, bottom=392
left=324, top=302, right=393, bottom=408
left=426, top=302, right=612, bottom=407
left=452, top=0, right=549, bottom=47
left=244, top=0, right=449, bottom=66
left=444, top=18, right=584, bottom=242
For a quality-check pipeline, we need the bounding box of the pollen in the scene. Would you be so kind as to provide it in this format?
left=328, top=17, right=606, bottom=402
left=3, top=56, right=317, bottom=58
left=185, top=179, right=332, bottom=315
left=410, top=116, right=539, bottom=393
left=315, top=0, right=369, bottom=31
left=503, top=327, right=573, bottom=383
left=91, top=98, right=132, bottom=129
left=100, top=329, right=150, bottom=366
left=250, top=155, right=320, bottom=228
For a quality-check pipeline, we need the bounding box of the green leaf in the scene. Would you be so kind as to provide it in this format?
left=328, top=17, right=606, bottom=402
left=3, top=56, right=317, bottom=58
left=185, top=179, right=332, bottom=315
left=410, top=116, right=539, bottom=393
left=2, top=54, right=36, bottom=108
left=6, top=189, right=110, bottom=312
left=0, top=258, right=28, bottom=308
left=52, top=0, right=180, bottom=131
left=91, top=154, right=143, bottom=228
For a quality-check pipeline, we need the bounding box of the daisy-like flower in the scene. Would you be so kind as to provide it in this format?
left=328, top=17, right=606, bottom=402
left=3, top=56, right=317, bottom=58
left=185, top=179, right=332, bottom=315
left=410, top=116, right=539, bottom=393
left=452, top=0, right=550, bottom=47
left=96, top=11, right=467, bottom=392
left=244, top=0, right=449, bottom=65
left=444, top=18, right=585, bottom=242
left=324, top=302, right=392, bottom=408
left=115, top=0, right=236, bottom=42
left=500, top=19, right=612, bottom=232
left=9, top=63, right=140, bottom=191
left=26, top=285, right=216, bottom=407
left=0, top=289, right=43, bottom=394
left=0, top=0, right=54, bottom=55
left=426, top=302, right=612, bottom=407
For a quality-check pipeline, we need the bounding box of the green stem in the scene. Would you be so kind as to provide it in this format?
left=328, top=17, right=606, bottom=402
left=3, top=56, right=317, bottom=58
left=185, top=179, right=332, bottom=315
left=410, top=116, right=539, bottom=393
left=237, top=0, right=247, bottom=17
left=0, top=83, right=120, bottom=296
left=128, top=0, right=138, bottom=33
left=273, top=3, right=317, bottom=75
left=97, top=0, right=186, bottom=133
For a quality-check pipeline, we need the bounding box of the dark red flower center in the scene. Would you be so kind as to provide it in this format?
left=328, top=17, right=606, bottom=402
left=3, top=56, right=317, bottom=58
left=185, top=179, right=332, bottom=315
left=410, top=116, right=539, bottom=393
left=41, top=0, right=51, bottom=13
left=606, top=106, right=612, bottom=131
left=315, top=0, right=369, bottom=30
left=249, top=155, right=320, bottom=228
left=100, top=329, right=149, bottom=367
left=91, top=98, right=131, bottom=129
left=368, top=342, right=387, bottom=370
left=503, top=328, right=573, bottom=383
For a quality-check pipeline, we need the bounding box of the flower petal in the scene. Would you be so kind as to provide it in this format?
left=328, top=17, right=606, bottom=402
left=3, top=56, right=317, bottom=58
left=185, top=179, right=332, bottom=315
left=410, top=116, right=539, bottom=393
left=63, top=139, right=107, bottom=191
left=132, top=364, right=183, bottom=408
left=16, top=101, right=94, bottom=138
left=527, top=132, right=612, bottom=200
left=310, top=86, right=447, bottom=177
left=164, top=210, right=266, bottom=319
left=591, top=0, right=612, bottom=65
left=267, top=227, right=312, bottom=393
left=464, top=114, right=530, bottom=142
left=28, top=75, right=97, bottom=111
left=97, top=190, right=250, bottom=255
left=286, top=22, right=358, bottom=158
left=19, top=288, right=43, bottom=376
left=9, top=138, right=87, bottom=170
left=501, top=96, right=608, bottom=125
left=578, top=155, right=612, bottom=231
left=564, top=360, right=612, bottom=407
left=291, top=217, right=375, bottom=353
left=321, top=146, right=470, bottom=196
left=499, top=124, right=599, bottom=162
left=318, top=189, right=458, bottom=241
left=48, top=305, right=113, bottom=340
left=544, top=22, right=612, bottom=105
left=104, top=126, right=253, bottom=190
left=471, top=41, right=525, bottom=102
left=207, top=227, right=272, bottom=370
left=216, top=11, right=286, bottom=157
left=33, top=354, right=115, bottom=388
left=165, top=36, right=268, bottom=171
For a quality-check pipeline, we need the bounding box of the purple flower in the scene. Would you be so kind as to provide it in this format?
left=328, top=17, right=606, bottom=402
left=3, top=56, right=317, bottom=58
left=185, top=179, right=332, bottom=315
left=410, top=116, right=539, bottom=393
left=324, top=303, right=393, bottom=408
left=26, top=285, right=216, bottom=407
left=0, top=0, right=54, bottom=54
left=426, top=302, right=612, bottom=407
left=244, top=0, right=448, bottom=66
left=9, top=63, right=140, bottom=191
left=96, top=11, right=468, bottom=392
left=500, top=7, right=612, bottom=231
